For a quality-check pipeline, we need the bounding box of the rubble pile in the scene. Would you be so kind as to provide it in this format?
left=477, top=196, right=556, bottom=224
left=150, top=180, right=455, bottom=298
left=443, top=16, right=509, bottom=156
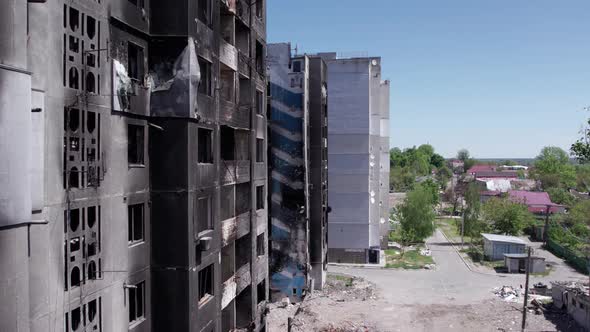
left=493, top=285, right=523, bottom=302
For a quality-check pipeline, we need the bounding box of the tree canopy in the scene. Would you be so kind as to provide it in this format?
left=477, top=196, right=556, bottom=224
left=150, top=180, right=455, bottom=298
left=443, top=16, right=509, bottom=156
left=390, top=145, right=448, bottom=192
left=457, top=149, right=470, bottom=162
left=571, top=115, right=590, bottom=163
left=398, top=185, right=436, bottom=242
left=463, top=182, right=483, bottom=238
left=481, top=197, right=535, bottom=235
left=531, top=146, right=576, bottom=189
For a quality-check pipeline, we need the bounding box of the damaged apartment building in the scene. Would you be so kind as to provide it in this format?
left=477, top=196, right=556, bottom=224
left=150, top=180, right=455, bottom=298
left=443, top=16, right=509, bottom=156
left=266, top=43, right=329, bottom=301
left=0, top=0, right=268, bottom=331
left=321, top=53, right=390, bottom=264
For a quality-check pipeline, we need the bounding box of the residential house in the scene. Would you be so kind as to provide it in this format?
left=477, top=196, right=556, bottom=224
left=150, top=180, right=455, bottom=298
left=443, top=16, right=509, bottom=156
left=508, top=191, right=565, bottom=215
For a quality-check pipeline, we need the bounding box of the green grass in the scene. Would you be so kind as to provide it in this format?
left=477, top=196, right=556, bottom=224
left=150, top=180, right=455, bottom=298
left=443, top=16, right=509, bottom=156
left=327, top=274, right=354, bottom=287
left=384, top=249, right=435, bottom=269
left=460, top=246, right=504, bottom=269
left=436, top=218, right=462, bottom=240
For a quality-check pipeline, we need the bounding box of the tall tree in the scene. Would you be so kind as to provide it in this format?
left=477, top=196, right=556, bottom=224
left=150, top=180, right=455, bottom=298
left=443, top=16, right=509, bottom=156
left=430, top=153, right=445, bottom=169
left=482, top=198, right=535, bottom=235
left=398, top=186, right=436, bottom=242
left=457, top=149, right=470, bottom=162
left=532, top=146, right=576, bottom=189
left=571, top=113, right=590, bottom=163
left=463, top=182, right=483, bottom=239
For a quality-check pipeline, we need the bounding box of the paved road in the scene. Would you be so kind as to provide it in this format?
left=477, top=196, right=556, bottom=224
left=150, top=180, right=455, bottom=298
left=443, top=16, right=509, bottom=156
left=329, top=228, right=587, bottom=306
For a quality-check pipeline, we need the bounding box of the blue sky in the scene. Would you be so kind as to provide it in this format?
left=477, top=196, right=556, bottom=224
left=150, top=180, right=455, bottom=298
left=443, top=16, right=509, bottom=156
left=267, top=1, right=590, bottom=158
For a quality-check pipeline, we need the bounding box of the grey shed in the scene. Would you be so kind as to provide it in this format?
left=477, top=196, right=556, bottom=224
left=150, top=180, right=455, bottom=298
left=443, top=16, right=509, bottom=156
left=482, top=233, right=526, bottom=261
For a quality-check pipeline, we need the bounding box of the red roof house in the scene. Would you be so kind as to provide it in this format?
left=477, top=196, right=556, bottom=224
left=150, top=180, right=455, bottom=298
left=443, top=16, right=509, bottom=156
left=467, top=165, right=495, bottom=175
left=508, top=191, right=565, bottom=214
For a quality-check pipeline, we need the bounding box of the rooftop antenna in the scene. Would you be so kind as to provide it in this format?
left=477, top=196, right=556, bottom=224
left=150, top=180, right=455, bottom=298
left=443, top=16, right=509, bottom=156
left=294, top=44, right=299, bottom=56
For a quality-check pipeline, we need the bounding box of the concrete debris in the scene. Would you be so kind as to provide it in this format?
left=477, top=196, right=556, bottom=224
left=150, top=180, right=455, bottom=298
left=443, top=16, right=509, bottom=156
left=493, top=285, right=523, bottom=302
left=420, top=248, right=432, bottom=256
left=424, top=264, right=436, bottom=270
left=279, top=297, right=291, bottom=308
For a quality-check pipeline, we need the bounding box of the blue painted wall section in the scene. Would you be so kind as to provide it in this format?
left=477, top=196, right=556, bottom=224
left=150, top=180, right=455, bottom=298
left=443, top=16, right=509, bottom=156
left=268, top=61, right=309, bottom=300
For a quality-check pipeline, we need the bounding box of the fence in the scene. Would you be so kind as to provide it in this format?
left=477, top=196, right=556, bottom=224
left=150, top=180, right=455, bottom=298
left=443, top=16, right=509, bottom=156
left=546, top=238, right=589, bottom=274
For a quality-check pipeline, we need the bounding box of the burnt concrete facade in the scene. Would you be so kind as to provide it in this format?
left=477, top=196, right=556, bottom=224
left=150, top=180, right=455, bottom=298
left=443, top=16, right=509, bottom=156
left=267, top=43, right=328, bottom=301
left=0, top=0, right=267, bottom=331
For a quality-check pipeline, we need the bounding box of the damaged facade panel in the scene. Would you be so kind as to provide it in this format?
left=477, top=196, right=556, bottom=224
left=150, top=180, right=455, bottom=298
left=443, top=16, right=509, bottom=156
left=267, top=43, right=328, bottom=301
left=0, top=0, right=267, bottom=332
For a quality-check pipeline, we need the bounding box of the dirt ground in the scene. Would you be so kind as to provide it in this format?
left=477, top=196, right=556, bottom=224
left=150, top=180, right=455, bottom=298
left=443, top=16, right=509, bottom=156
left=266, top=274, right=586, bottom=332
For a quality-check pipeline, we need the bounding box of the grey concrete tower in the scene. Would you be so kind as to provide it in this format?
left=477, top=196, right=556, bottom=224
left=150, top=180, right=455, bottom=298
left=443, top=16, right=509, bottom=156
left=0, top=0, right=268, bottom=331
left=321, top=54, right=390, bottom=264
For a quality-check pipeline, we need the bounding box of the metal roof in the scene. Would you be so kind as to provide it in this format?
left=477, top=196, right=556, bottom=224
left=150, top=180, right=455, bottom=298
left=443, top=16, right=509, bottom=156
left=481, top=233, right=527, bottom=245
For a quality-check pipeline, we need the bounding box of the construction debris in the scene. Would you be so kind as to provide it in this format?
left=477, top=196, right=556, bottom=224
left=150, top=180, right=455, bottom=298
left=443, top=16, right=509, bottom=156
left=420, top=248, right=432, bottom=256
left=493, top=285, right=524, bottom=302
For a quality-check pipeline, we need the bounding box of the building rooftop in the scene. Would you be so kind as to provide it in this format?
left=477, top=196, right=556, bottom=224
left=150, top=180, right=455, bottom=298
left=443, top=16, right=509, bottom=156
left=508, top=190, right=564, bottom=213
left=475, top=171, right=518, bottom=179
left=467, top=165, right=495, bottom=174
left=481, top=233, right=527, bottom=245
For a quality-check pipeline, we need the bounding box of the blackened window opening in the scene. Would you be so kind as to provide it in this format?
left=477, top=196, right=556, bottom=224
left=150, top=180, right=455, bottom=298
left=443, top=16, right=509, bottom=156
left=198, top=57, right=212, bottom=96
left=198, top=264, right=214, bottom=304
left=256, top=185, right=264, bottom=210
left=220, top=126, right=235, bottom=161
left=127, top=124, right=145, bottom=165
left=128, top=42, right=144, bottom=81
left=128, top=281, right=145, bottom=324
left=196, top=196, right=212, bottom=233
left=198, top=128, right=213, bottom=163
left=128, top=203, right=144, bottom=244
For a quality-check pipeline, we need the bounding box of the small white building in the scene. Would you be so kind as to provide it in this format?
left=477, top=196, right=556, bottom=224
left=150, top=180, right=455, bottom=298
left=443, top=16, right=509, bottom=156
left=482, top=233, right=526, bottom=261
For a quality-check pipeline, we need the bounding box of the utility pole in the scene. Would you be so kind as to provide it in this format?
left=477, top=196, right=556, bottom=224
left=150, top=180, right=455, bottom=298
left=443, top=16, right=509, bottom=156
left=461, top=210, right=465, bottom=249
left=543, top=204, right=551, bottom=245
left=521, top=247, right=532, bottom=332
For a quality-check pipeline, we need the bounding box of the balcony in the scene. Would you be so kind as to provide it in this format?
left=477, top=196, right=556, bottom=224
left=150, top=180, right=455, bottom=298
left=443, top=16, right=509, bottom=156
left=221, top=275, right=237, bottom=309
left=220, top=39, right=238, bottom=71
left=220, top=101, right=250, bottom=130
left=236, top=211, right=251, bottom=239
left=221, top=217, right=237, bottom=246
left=235, top=262, right=252, bottom=295
left=236, top=0, right=250, bottom=26
left=195, top=19, right=214, bottom=59
left=238, top=52, right=250, bottom=78
left=221, top=160, right=250, bottom=185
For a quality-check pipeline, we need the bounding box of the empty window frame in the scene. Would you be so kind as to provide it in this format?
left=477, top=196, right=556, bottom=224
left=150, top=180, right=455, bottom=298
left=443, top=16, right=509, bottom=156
left=198, top=264, right=214, bottom=305
left=220, top=126, right=235, bottom=161
left=256, top=185, right=264, bottom=210
left=235, top=182, right=251, bottom=215
left=255, top=0, right=263, bottom=18
left=256, top=90, right=264, bottom=115
left=255, top=41, right=264, bottom=73
left=128, top=281, right=145, bottom=325
left=257, top=280, right=266, bottom=304
left=198, top=57, right=212, bottom=96
left=127, top=124, right=145, bottom=165
left=256, top=138, right=264, bottom=163
left=127, top=42, right=145, bottom=81
left=128, top=203, right=145, bottom=244
left=198, top=128, right=213, bottom=164
left=196, top=196, right=212, bottom=234
left=197, top=0, right=212, bottom=27
left=256, top=233, right=264, bottom=256
left=292, top=61, right=301, bottom=73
